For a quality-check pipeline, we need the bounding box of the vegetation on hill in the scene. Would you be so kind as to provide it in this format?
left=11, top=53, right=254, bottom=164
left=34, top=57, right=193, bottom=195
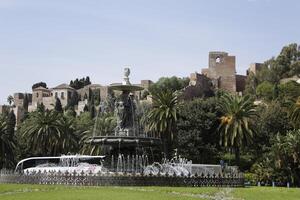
left=69, top=76, right=91, bottom=90
left=32, top=82, right=47, bottom=90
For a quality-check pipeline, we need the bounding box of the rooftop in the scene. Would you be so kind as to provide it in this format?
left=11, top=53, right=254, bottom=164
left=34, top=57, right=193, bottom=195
left=52, top=83, right=75, bottom=90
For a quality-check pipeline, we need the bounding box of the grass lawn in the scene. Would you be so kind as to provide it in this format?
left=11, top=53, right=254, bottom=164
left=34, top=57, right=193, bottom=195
left=0, top=184, right=299, bottom=200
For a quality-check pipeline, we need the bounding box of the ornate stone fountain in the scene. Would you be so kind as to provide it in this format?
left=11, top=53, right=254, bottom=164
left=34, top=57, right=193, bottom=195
left=89, top=68, right=161, bottom=149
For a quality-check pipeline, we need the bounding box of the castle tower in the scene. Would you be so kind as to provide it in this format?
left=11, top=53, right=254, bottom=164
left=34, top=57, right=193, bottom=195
left=206, top=51, right=237, bottom=92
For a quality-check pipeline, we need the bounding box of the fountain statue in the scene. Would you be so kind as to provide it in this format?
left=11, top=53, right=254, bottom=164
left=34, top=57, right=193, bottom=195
left=87, top=67, right=161, bottom=171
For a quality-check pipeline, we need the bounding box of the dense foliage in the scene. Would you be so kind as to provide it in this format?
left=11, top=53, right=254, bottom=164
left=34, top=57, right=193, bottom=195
left=149, top=76, right=189, bottom=94
left=69, top=76, right=91, bottom=90
left=176, top=98, right=220, bottom=164
left=145, top=90, right=178, bottom=158
left=32, top=82, right=47, bottom=90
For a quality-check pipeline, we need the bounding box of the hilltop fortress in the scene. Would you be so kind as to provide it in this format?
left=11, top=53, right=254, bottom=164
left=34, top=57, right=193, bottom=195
left=0, top=51, right=261, bottom=126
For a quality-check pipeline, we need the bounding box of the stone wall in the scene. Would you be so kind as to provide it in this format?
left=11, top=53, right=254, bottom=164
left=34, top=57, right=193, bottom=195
left=13, top=93, right=24, bottom=107
left=76, top=99, right=88, bottom=115
left=182, top=73, right=213, bottom=100
left=247, top=63, right=263, bottom=75
left=13, top=106, right=24, bottom=126
left=208, top=52, right=236, bottom=78
left=42, top=97, right=55, bottom=110
left=199, top=51, right=249, bottom=93
left=236, top=75, right=247, bottom=92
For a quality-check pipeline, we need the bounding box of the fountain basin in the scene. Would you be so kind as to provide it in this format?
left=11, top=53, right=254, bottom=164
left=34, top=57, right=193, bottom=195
left=88, top=136, right=161, bottom=147
left=109, top=84, right=144, bottom=92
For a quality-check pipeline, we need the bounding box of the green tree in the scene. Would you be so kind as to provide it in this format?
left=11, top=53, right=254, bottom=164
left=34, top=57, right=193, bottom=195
left=256, top=81, right=274, bottom=101
left=6, top=110, right=16, bottom=137
left=21, top=110, right=61, bottom=156
left=0, top=115, right=16, bottom=168
left=245, top=72, right=259, bottom=96
left=69, top=76, right=91, bottom=90
left=65, top=107, right=76, bottom=118
left=54, top=98, right=63, bottom=113
left=146, top=90, right=178, bottom=158
left=149, top=76, right=189, bottom=94
left=7, top=95, right=14, bottom=106
left=75, top=112, right=94, bottom=132
left=176, top=97, right=220, bottom=163
left=278, top=81, right=300, bottom=101
left=271, top=130, right=300, bottom=186
left=56, top=116, right=80, bottom=155
left=37, top=102, right=45, bottom=112
left=23, top=94, right=29, bottom=111
left=32, top=82, right=47, bottom=90
left=253, top=101, right=292, bottom=152
left=67, top=92, right=79, bottom=109
left=289, top=97, right=300, bottom=129
left=89, top=96, right=96, bottom=119
left=218, top=93, right=256, bottom=166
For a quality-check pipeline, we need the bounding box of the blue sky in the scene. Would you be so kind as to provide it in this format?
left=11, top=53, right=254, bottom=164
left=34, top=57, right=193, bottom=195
left=0, top=0, right=299, bottom=104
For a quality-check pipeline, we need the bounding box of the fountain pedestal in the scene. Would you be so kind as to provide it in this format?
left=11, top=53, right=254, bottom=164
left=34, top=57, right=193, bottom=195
left=88, top=68, right=162, bottom=167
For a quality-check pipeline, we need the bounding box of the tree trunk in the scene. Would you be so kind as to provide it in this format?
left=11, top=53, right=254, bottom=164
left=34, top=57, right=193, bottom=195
left=162, top=133, right=168, bottom=159
left=235, top=146, right=240, bottom=167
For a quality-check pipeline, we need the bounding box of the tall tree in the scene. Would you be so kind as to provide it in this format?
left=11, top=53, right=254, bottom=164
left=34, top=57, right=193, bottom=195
left=7, top=95, right=14, bottom=106
left=6, top=110, right=16, bottom=136
left=23, top=94, right=29, bottom=111
left=290, top=97, right=300, bottom=129
left=0, top=116, right=16, bottom=168
left=54, top=98, right=63, bottom=113
left=67, top=92, right=79, bottom=109
left=176, top=98, right=220, bottom=163
left=84, top=76, right=91, bottom=86
left=69, top=77, right=91, bottom=90
left=21, top=110, right=61, bottom=156
left=218, top=93, right=256, bottom=166
left=37, top=102, right=45, bottom=113
left=32, top=82, right=47, bottom=90
left=20, top=109, right=78, bottom=156
left=271, top=130, right=300, bottom=186
left=145, top=90, right=178, bottom=158
left=149, top=76, right=189, bottom=94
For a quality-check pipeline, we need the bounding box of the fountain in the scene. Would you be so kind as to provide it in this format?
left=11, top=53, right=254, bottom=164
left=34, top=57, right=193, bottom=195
left=88, top=68, right=161, bottom=172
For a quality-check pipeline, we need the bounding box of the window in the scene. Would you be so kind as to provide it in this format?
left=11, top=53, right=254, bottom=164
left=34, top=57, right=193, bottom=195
left=36, top=93, right=39, bottom=98
left=61, top=92, right=64, bottom=99
left=216, top=56, right=221, bottom=63
left=55, top=92, right=58, bottom=98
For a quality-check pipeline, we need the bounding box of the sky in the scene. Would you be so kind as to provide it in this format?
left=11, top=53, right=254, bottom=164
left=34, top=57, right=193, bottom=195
left=0, top=0, right=299, bottom=104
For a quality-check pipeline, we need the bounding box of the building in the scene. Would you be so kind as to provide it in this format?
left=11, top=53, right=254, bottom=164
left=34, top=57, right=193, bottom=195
left=201, top=51, right=246, bottom=93
left=28, top=84, right=76, bottom=111
left=52, top=83, right=76, bottom=108
left=181, top=72, right=214, bottom=100
left=247, top=63, right=263, bottom=75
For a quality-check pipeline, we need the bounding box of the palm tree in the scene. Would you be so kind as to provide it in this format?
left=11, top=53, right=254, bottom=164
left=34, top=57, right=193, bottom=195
left=289, top=97, right=300, bottom=128
left=146, top=90, right=178, bottom=159
left=218, top=93, right=256, bottom=166
left=7, top=95, right=14, bottom=106
left=21, top=110, right=62, bottom=156
left=0, top=116, right=16, bottom=168
left=56, top=116, right=80, bottom=155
